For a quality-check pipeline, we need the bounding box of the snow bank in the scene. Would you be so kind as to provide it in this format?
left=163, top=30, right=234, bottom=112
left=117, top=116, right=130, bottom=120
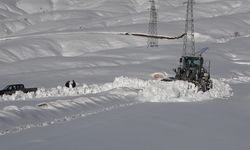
left=112, top=77, right=233, bottom=102
left=0, top=76, right=232, bottom=102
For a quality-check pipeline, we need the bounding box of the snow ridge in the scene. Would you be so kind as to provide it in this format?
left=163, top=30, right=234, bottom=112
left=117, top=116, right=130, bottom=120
left=1, top=76, right=232, bottom=102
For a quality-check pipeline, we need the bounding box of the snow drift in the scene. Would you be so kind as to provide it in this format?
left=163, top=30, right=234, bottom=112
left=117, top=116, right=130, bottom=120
left=0, top=76, right=232, bottom=102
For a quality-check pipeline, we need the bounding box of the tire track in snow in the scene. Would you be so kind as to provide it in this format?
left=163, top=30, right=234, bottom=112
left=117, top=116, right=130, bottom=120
left=0, top=103, right=139, bottom=136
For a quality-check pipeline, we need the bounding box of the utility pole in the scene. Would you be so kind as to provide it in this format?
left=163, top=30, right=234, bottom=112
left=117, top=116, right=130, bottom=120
left=183, top=0, right=195, bottom=56
left=147, top=0, right=158, bottom=48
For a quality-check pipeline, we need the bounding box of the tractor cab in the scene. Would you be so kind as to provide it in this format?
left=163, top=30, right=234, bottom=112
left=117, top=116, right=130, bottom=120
left=174, top=56, right=203, bottom=80
left=181, top=56, right=207, bottom=80
left=181, top=56, right=203, bottom=69
left=171, top=55, right=212, bottom=91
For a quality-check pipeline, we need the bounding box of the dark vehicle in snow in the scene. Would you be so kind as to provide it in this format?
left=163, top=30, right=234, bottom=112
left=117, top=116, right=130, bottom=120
left=162, top=55, right=213, bottom=92
left=0, top=84, right=37, bottom=96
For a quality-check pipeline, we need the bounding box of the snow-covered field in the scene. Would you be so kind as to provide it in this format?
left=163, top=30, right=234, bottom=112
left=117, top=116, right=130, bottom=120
left=0, top=0, right=250, bottom=149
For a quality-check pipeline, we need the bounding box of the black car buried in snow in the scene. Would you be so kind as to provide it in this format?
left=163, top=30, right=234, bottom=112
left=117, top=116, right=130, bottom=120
left=0, top=84, right=37, bottom=96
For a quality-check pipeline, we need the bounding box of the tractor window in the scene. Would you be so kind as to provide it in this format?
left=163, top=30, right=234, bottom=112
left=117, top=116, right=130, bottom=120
left=192, top=59, right=200, bottom=66
left=185, top=57, right=201, bottom=68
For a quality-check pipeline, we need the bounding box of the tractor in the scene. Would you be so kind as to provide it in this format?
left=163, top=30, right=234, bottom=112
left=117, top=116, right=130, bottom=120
left=162, top=51, right=213, bottom=92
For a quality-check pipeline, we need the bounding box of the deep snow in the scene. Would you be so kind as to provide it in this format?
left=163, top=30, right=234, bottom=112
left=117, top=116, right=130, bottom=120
left=0, top=0, right=250, bottom=150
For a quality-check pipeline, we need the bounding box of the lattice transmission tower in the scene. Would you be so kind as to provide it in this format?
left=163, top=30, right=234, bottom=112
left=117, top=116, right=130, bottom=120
left=147, top=0, right=158, bottom=48
left=183, top=0, right=195, bottom=56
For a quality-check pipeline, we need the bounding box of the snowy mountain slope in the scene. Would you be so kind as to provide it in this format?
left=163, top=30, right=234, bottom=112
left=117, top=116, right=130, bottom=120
left=0, top=0, right=250, bottom=150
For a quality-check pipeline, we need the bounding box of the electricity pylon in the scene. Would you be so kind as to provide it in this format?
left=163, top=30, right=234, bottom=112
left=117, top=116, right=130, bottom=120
left=183, top=0, right=195, bottom=56
left=147, top=0, right=158, bottom=48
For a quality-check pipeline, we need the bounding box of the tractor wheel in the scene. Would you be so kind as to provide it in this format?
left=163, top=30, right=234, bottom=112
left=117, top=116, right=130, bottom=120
left=199, top=80, right=207, bottom=92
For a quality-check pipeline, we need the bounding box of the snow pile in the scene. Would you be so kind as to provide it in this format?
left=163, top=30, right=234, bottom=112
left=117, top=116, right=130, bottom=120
left=1, top=76, right=232, bottom=102
left=112, top=77, right=233, bottom=102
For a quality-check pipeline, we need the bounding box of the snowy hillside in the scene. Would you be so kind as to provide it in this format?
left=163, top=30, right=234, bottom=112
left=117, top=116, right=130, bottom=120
left=0, top=0, right=250, bottom=150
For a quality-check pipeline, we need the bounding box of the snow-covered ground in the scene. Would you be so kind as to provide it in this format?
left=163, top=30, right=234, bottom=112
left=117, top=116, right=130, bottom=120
left=0, top=0, right=250, bottom=149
